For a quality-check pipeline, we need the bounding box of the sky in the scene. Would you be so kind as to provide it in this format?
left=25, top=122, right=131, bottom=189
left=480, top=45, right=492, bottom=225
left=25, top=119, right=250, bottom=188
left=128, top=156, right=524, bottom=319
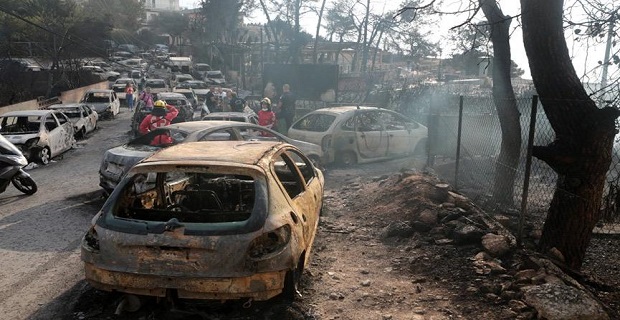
left=178, top=0, right=611, bottom=82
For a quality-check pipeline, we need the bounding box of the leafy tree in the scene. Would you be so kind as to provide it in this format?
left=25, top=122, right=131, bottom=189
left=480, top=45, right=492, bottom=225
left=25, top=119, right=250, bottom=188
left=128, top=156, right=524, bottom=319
left=152, top=12, right=189, bottom=54
left=82, top=0, right=142, bottom=32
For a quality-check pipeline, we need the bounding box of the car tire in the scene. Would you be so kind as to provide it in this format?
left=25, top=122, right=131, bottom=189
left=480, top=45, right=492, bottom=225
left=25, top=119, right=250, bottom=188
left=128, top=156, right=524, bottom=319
left=337, top=151, right=357, bottom=167
left=77, top=127, right=86, bottom=139
left=11, top=175, right=37, bottom=195
left=282, top=265, right=302, bottom=300
left=37, top=147, right=51, bottom=165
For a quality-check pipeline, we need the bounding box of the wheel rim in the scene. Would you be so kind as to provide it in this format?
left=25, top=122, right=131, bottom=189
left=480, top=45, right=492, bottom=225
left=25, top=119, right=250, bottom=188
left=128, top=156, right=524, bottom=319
left=339, top=152, right=355, bottom=165
left=39, top=147, right=50, bottom=164
left=12, top=176, right=37, bottom=195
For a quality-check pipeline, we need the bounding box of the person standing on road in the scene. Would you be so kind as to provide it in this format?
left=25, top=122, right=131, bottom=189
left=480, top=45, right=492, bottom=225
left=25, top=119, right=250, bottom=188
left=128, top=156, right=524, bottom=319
left=258, top=98, right=276, bottom=133
left=276, top=84, right=296, bottom=134
left=229, top=91, right=246, bottom=112
left=138, top=86, right=154, bottom=109
left=205, top=85, right=220, bottom=113
left=125, top=82, right=135, bottom=112
left=139, top=100, right=179, bottom=145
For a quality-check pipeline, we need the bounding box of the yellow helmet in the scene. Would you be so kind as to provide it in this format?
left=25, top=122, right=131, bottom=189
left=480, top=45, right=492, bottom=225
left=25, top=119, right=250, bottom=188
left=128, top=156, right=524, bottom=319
left=261, top=97, right=271, bottom=106
left=154, top=100, right=166, bottom=108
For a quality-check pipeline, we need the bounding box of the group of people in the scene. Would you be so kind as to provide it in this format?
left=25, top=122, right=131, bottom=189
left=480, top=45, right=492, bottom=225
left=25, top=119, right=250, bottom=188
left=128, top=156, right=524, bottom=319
left=133, top=83, right=297, bottom=144
left=256, top=84, right=296, bottom=134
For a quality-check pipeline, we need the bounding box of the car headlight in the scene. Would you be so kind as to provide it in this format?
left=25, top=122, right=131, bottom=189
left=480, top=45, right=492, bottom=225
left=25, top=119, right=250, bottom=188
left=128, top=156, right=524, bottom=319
left=247, top=225, right=291, bottom=260
left=82, top=226, right=100, bottom=253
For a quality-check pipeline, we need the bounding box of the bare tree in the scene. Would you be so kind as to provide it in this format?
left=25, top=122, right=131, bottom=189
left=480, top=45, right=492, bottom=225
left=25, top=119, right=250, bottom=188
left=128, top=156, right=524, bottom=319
left=521, top=0, right=620, bottom=270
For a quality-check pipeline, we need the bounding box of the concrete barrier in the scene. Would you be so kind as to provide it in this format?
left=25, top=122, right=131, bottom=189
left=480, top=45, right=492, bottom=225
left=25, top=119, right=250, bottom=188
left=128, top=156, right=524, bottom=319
left=0, top=81, right=109, bottom=115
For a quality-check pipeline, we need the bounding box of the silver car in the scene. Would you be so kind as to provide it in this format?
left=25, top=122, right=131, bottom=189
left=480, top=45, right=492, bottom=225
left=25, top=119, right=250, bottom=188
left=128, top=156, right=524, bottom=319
left=99, top=121, right=323, bottom=194
left=0, top=110, right=75, bottom=164
left=288, top=106, right=428, bottom=166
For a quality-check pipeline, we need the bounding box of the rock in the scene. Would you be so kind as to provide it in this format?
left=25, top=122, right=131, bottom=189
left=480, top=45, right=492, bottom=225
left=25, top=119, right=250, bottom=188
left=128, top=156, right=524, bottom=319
left=382, top=314, right=393, bottom=320
left=418, top=209, right=438, bottom=225
left=547, top=247, right=565, bottom=262
left=481, top=233, right=513, bottom=257
left=448, top=191, right=472, bottom=210
left=411, top=220, right=433, bottom=232
left=452, top=224, right=485, bottom=245
left=382, top=221, right=414, bottom=238
left=435, top=238, right=453, bottom=245
left=428, top=183, right=450, bottom=203
left=361, top=280, right=371, bottom=287
left=473, top=251, right=492, bottom=261
left=522, top=283, right=610, bottom=320
left=508, top=299, right=529, bottom=312
left=515, top=269, right=538, bottom=283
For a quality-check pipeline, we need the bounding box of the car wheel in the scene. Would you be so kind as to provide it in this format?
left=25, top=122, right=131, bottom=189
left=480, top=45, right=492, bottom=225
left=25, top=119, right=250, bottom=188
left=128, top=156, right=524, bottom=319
left=37, top=147, right=51, bottom=165
left=337, top=151, right=357, bottom=167
left=412, top=138, right=428, bottom=156
left=77, top=127, right=86, bottom=139
left=282, top=264, right=302, bottom=300
left=11, top=175, right=37, bottom=195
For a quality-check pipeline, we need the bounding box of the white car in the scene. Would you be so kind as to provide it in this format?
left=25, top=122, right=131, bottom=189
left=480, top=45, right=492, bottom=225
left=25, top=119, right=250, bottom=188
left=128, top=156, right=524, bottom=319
left=0, top=110, right=75, bottom=164
left=49, top=103, right=98, bottom=138
left=80, top=89, right=120, bottom=119
left=80, top=65, right=120, bottom=81
left=288, top=106, right=428, bottom=166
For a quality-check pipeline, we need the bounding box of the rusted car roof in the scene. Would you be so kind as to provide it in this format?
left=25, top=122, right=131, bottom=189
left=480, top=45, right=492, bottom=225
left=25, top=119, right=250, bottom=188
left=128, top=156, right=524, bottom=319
left=142, top=140, right=283, bottom=165
left=315, top=106, right=378, bottom=114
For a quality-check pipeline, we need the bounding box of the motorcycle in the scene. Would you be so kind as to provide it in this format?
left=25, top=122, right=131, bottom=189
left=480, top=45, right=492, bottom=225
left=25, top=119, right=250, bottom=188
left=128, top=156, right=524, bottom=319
left=0, top=133, right=37, bottom=195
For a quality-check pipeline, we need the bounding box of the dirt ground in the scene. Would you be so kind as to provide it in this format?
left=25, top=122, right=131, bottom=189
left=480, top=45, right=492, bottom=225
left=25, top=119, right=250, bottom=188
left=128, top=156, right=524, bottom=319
left=60, top=157, right=619, bottom=319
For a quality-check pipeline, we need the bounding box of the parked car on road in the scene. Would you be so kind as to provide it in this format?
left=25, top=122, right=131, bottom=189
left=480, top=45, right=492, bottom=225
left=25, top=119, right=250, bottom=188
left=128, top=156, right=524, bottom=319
left=80, top=89, right=120, bottom=119
left=49, top=103, right=98, bottom=138
left=169, top=73, right=194, bottom=89
left=204, top=70, right=226, bottom=86
left=156, top=92, right=194, bottom=123
left=99, top=121, right=270, bottom=193
left=288, top=106, right=428, bottom=166
left=202, top=111, right=258, bottom=124
left=0, top=110, right=75, bottom=164
left=143, top=78, right=168, bottom=94
left=80, top=65, right=120, bottom=81
left=84, top=140, right=324, bottom=300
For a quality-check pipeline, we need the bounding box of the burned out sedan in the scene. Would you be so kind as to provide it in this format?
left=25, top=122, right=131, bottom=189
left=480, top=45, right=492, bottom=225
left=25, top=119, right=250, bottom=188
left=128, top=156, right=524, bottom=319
left=100, top=121, right=257, bottom=194
left=49, top=103, right=98, bottom=138
left=0, top=110, right=75, bottom=164
left=82, top=141, right=324, bottom=301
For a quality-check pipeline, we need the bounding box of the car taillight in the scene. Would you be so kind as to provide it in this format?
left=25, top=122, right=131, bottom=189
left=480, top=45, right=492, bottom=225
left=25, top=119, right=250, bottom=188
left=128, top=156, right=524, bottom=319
left=247, top=225, right=291, bottom=260
left=82, top=226, right=100, bottom=253
left=321, top=134, right=332, bottom=152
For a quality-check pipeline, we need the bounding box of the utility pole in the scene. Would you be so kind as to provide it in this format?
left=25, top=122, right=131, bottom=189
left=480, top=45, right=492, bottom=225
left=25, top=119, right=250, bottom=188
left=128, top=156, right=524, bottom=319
left=600, top=11, right=616, bottom=96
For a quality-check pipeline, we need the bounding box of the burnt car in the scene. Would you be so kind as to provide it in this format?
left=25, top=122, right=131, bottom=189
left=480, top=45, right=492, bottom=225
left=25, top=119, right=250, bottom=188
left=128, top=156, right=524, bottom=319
left=156, top=92, right=194, bottom=123
left=0, top=110, right=75, bottom=164
left=49, top=103, right=98, bottom=138
left=82, top=140, right=324, bottom=301
left=100, top=121, right=323, bottom=194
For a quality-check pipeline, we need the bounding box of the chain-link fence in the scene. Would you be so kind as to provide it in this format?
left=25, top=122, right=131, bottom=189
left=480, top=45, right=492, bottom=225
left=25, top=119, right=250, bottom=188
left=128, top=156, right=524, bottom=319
left=417, top=93, right=620, bottom=236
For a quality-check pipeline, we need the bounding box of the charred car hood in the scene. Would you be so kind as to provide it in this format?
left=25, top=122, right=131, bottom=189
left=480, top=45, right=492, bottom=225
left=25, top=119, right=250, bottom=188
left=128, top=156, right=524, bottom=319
left=85, top=103, right=112, bottom=113
left=103, top=144, right=161, bottom=167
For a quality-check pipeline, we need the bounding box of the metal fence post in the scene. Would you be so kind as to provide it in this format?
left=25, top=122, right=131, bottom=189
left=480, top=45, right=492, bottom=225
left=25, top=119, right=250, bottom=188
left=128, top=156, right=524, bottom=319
left=518, top=95, right=539, bottom=247
left=455, top=96, right=464, bottom=190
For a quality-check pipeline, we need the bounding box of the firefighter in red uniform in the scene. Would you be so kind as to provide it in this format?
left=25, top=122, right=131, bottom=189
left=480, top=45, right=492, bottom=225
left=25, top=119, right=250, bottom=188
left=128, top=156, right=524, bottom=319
left=138, top=100, right=179, bottom=145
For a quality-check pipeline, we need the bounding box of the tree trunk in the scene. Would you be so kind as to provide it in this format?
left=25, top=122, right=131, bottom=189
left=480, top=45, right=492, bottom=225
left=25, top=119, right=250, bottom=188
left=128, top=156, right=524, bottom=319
left=479, top=0, right=521, bottom=207
left=521, top=0, right=620, bottom=270
left=360, top=0, right=370, bottom=73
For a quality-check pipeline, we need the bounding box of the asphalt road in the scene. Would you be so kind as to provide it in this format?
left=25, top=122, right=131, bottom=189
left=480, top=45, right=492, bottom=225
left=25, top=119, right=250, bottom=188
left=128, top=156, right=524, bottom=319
left=0, top=109, right=133, bottom=320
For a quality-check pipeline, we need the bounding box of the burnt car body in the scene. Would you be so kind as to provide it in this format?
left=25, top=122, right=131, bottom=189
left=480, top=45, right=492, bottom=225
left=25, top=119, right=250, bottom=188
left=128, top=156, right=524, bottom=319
left=288, top=106, right=428, bottom=166
left=49, top=103, right=98, bottom=138
left=202, top=111, right=258, bottom=124
left=100, top=121, right=323, bottom=194
left=83, top=141, right=324, bottom=300
left=0, top=110, right=75, bottom=164
left=80, top=89, right=120, bottom=118
left=156, top=92, right=194, bottom=123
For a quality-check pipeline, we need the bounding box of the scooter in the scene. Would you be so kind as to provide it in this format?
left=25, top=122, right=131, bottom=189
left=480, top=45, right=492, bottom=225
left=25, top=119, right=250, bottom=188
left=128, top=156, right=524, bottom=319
left=0, top=133, right=37, bottom=195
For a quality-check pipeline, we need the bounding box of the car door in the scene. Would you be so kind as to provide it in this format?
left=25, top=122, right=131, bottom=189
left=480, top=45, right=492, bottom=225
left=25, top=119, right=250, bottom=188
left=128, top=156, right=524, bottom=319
left=43, top=113, right=63, bottom=155
left=271, top=149, right=321, bottom=248
left=380, top=111, right=416, bottom=157
left=53, top=112, right=75, bottom=152
left=82, top=105, right=97, bottom=132
left=352, top=111, right=389, bottom=159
